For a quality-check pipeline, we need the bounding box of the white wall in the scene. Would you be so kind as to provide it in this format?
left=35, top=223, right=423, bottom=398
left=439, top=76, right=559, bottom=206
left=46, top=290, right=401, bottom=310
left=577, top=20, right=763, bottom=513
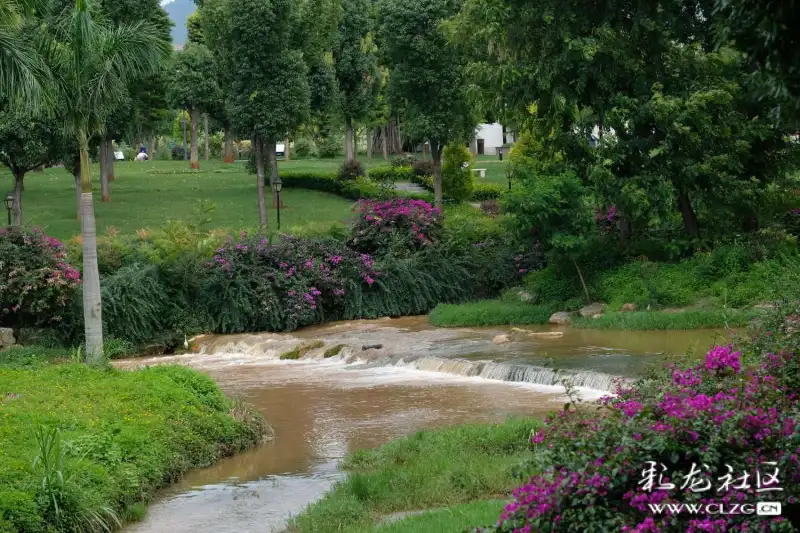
left=473, top=123, right=513, bottom=154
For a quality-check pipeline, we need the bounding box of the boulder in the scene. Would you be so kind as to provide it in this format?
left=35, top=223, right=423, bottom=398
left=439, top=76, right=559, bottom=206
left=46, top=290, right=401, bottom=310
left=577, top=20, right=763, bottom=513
left=621, top=303, right=637, bottom=312
left=0, top=328, right=15, bottom=349
left=492, top=334, right=510, bottom=344
left=579, top=302, right=605, bottom=318
left=592, top=313, right=604, bottom=320
left=548, top=312, right=572, bottom=325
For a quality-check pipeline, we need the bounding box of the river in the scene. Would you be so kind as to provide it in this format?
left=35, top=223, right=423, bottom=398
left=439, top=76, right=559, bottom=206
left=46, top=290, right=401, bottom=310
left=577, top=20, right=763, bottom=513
left=119, top=317, right=726, bottom=533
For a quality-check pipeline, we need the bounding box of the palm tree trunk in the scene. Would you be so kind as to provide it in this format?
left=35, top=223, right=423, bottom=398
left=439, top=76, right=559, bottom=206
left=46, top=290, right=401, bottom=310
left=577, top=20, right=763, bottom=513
left=99, top=140, right=110, bottom=202
left=223, top=122, right=234, bottom=163
left=106, top=139, right=115, bottom=181
left=74, top=169, right=81, bottom=219
left=79, top=133, right=104, bottom=363
left=12, top=169, right=23, bottom=225
left=254, top=136, right=267, bottom=227
left=432, top=141, right=443, bottom=211
left=266, top=140, right=283, bottom=208
left=190, top=107, right=200, bottom=169
left=204, top=113, right=210, bottom=161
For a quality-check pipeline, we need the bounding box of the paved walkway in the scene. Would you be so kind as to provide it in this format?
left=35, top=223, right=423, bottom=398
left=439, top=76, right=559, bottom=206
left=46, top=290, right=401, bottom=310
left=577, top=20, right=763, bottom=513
left=394, top=182, right=428, bottom=193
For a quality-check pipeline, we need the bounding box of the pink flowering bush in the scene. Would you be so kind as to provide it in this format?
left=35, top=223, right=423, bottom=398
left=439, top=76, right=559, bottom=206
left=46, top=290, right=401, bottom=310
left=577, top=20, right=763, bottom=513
left=478, top=326, right=800, bottom=532
left=0, top=227, right=81, bottom=327
left=350, top=198, right=443, bottom=255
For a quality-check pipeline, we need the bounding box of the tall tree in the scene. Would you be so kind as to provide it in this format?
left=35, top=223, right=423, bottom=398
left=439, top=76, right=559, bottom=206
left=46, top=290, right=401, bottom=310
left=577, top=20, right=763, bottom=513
left=169, top=43, right=221, bottom=170
left=51, top=0, right=170, bottom=362
left=226, top=0, right=310, bottom=225
left=379, top=0, right=477, bottom=210
left=0, top=106, right=63, bottom=224
left=333, top=0, right=379, bottom=161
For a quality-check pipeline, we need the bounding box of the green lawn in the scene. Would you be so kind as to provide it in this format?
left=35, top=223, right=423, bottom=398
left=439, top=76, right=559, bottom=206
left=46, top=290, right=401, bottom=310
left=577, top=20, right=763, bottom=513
left=287, top=418, right=537, bottom=533
left=3, top=159, right=362, bottom=240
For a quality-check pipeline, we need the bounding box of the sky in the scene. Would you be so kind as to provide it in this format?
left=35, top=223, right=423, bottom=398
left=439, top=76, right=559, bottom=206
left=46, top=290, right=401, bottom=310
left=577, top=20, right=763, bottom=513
left=160, top=0, right=175, bottom=5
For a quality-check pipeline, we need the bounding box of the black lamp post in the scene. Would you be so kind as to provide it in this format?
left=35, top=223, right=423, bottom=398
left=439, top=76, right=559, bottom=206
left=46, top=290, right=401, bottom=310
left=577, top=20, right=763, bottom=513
left=4, top=192, right=14, bottom=226
left=272, top=178, right=283, bottom=230
left=181, top=112, right=188, bottom=161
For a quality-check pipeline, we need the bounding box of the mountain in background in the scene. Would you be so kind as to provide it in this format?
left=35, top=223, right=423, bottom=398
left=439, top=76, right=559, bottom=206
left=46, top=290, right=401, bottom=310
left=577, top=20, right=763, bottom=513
left=163, top=0, right=195, bottom=46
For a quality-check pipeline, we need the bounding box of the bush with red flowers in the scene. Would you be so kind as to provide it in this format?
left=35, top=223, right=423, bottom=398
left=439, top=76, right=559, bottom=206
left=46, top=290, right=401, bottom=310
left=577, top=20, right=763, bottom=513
left=475, top=303, right=800, bottom=533
left=0, top=227, right=81, bottom=328
left=349, top=198, right=443, bottom=255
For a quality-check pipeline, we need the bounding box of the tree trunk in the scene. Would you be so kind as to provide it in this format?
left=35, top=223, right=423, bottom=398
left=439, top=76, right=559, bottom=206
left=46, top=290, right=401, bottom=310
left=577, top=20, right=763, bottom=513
left=190, top=107, right=200, bottom=169
left=676, top=190, right=699, bottom=238
left=106, top=139, right=115, bottom=181
left=79, top=133, right=104, bottom=363
left=382, top=126, right=388, bottom=161
left=422, top=142, right=428, bottom=160
left=345, top=118, right=354, bottom=161
left=99, top=140, right=110, bottom=202
left=284, top=136, right=291, bottom=161
left=266, top=140, right=283, bottom=208
left=367, top=128, right=373, bottom=161
left=223, top=123, right=235, bottom=163
left=204, top=113, right=210, bottom=161
left=573, top=258, right=591, bottom=304
left=254, top=137, right=268, bottom=227
left=12, top=169, right=23, bottom=225
left=74, top=169, right=81, bottom=219
left=146, top=137, right=154, bottom=158
left=432, top=142, right=443, bottom=212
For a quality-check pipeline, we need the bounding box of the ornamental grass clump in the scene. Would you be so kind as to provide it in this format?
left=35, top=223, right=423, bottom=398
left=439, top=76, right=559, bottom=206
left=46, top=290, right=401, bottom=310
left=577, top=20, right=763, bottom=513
left=0, top=227, right=81, bottom=328
left=350, top=198, right=443, bottom=255
left=484, top=308, right=800, bottom=533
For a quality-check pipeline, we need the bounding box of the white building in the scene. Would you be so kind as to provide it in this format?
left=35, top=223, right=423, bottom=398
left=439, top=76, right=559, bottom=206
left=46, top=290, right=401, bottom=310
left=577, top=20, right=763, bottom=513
left=470, top=123, right=514, bottom=156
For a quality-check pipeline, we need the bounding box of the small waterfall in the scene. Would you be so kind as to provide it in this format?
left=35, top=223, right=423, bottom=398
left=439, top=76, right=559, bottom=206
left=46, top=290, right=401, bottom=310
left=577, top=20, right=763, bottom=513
left=392, top=356, right=620, bottom=392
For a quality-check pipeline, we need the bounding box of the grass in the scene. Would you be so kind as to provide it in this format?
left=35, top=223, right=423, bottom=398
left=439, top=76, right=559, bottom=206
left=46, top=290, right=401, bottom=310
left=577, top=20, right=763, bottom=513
left=279, top=340, right=325, bottom=360
left=428, top=300, right=553, bottom=327
left=572, top=309, right=761, bottom=330
left=0, top=347, right=267, bottom=533
left=372, top=500, right=505, bottom=532
left=5, top=159, right=360, bottom=240
left=286, top=418, right=538, bottom=533
left=324, top=344, right=346, bottom=357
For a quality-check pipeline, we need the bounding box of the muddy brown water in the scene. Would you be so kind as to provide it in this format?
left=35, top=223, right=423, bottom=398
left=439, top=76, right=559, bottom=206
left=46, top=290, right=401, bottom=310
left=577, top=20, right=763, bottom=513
left=120, top=317, right=726, bottom=533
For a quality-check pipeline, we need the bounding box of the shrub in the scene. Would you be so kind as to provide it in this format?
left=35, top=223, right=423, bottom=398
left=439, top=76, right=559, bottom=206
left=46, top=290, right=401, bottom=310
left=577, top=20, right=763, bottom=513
left=480, top=200, right=501, bottom=217
left=317, top=135, right=342, bottom=158
left=338, top=159, right=365, bottom=182
left=471, top=183, right=505, bottom=201
left=0, top=227, right=81, bottom=328
left=485, top=318, right=800, bottom=533
left=441, top=144, right=475, bottom=201
left=412, top=159, right=435, bottom=178
left=391, top=153, right=416, bottom=167
left=293, top=136, right=317, bottom=158
left=349, top=198, right=443, bottom=255
left=171, top=145, right=185, bottom=160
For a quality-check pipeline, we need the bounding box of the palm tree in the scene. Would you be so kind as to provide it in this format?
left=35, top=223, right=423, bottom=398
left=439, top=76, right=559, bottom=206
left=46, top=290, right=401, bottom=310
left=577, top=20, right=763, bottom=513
left=50, top=0, right=171, bottom=362
left=0, top=0, right=51, bottom=110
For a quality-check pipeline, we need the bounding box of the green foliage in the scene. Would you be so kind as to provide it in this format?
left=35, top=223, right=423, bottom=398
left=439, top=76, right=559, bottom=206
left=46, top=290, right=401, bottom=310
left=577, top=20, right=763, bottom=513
left=293, top=136, right=317, bottom=158
left=168, top=43, right=222, bottom=115
left=390, top=154, right=416, bottom=168
left=280, top=340, right=324, bottom=360
left=441, top=144, right=474, bottom=201
left=317, top=134, right=343, bottom=158
left=470, top=183, right=504, bottom=201
left=428, top=300, right=553, bottom=327
left=323, top=343, right=346, bottom=357
left=350, top=199, right=443, bottom=255
left=0, top=227, right=81, bottom=329
left=337, top=159, right=365, bottom=182
left=0, top=107, right=63, bottom=180
left=288, top=418, right=539, bottom=533
left=412, top=159, right=434, bottom=178
left=367, top=165, right=413, bottom=184
left=573, top=309, right=759, bottom=330
left=378, top=0, right=477, bottom=171
left=0, top=361, right=265, bottom=532
left=226, top=0, right=310, bottom=143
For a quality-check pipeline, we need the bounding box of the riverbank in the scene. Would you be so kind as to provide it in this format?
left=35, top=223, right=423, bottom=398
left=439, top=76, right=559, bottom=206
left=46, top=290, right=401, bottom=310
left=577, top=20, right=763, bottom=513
left=286, top=418, right=539, bottom=533
left=0, top=346, right=268, bottom=533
